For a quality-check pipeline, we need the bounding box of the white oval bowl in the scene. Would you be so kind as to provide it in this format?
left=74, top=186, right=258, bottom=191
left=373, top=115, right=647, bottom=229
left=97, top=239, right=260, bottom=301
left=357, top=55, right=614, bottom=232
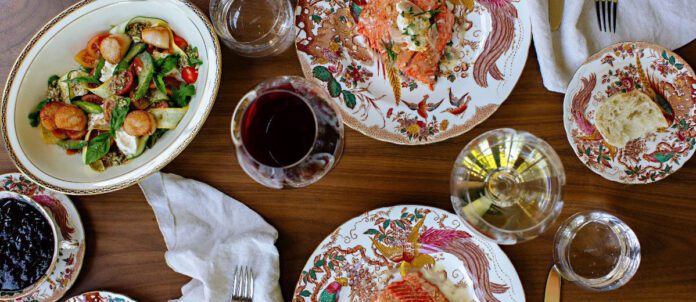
left=1, top=0, right=221, bottom=195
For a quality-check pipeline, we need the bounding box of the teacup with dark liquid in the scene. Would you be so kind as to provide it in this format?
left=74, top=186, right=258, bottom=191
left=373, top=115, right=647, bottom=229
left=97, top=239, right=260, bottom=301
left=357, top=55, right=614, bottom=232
left=0, top=192, right=77, bottom=298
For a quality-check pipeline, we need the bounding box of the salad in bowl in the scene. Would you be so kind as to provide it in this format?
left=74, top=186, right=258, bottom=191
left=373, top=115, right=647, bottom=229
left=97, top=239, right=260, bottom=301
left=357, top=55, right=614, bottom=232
left=1, top=0, right=220, bottom=194
left=28, top=16, right=202, bottom=172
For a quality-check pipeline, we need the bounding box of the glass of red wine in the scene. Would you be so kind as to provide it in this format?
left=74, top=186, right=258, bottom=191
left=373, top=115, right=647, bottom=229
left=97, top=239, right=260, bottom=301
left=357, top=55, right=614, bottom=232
left=231, top=76, right=344, bottom=188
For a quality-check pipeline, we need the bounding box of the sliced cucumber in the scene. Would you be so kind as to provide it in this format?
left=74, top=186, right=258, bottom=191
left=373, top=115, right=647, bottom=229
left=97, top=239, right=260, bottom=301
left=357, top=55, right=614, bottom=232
left=150, top=107, right=187, bottom=129
left=149, top=89, right=169, bottom=103
left=133, top=52, right=155, bottom=100
left=88, top=77, right=114, bottom=99
left=57, top=140, right=86, bottom=150
left=109, top=19, right=130, bottom=34
left=114, top=43, right=147, bottom=74
left=68, top=70, right=90, bottom=99
left=73, top=101, right=103, bottom=114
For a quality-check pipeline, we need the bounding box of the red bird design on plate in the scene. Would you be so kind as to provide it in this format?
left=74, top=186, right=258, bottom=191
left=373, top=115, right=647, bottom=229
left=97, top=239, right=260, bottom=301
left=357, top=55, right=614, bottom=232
left=402, top=95, right=445, bottom=119
left=442, top=88, right=471, bottom=116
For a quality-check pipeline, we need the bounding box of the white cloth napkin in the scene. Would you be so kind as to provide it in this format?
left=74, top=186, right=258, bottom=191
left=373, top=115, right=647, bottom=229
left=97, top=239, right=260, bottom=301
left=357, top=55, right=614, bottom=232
left=139, top=172, right=283, bottom=302
left=529, top=0, right=696, bottom=93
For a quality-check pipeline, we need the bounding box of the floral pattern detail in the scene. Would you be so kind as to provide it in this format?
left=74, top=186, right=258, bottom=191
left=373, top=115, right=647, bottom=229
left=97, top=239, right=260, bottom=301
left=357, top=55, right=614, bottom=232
left=292, top=205, right=523, bottom=302
left=565, top=42, right=696, bottom=184
left=64, top=291, right=135, bottom=302
left=392, top=112, right=442, bottom=142
left=0, top=173, right=85, bottom=301
left=295, top=0, right=531, bottom=144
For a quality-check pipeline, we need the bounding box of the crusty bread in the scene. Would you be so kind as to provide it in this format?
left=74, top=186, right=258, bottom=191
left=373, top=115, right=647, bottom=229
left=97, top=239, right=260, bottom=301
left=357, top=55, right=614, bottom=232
left=595, top=90, right=669, bottom=148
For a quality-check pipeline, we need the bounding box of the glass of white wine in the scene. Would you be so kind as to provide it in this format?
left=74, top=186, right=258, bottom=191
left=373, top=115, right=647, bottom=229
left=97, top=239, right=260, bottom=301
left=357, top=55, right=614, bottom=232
left=450, top=128, right=565, bottom=245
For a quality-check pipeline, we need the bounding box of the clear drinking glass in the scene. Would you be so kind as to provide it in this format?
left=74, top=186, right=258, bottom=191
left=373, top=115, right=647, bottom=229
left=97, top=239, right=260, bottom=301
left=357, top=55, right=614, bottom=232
left=450, top=128, right=565, bottom=245
left=209, top=0, right=295, bottom=57
left=553, top=211, right=641, bottom=291
left=231, top=76, right=344, bottom=189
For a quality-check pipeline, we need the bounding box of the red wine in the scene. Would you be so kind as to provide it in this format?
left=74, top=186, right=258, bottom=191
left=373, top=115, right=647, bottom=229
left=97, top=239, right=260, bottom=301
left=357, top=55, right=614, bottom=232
left=241, top=89, right=316, bottom=167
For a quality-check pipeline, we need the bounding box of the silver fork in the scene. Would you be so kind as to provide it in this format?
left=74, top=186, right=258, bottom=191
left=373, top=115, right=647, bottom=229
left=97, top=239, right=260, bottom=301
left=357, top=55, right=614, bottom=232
left=595, top=0, right=619, bottom=33
left=231, top=265, right=254, bottom=301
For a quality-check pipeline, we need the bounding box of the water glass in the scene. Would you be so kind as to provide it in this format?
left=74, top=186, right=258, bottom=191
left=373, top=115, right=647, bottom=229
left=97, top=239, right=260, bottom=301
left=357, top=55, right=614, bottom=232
left=451, top=128, right=565, bottom=245
left=209, top=0, right=295, bottom=57
left=231, top=76, right=344, bottom=188
left=553, top=211, right=641, bottom=291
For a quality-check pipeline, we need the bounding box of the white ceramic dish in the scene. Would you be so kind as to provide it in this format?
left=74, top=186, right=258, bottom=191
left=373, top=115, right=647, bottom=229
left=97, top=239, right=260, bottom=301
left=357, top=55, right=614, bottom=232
left=1, top=0, right=221, bottom=194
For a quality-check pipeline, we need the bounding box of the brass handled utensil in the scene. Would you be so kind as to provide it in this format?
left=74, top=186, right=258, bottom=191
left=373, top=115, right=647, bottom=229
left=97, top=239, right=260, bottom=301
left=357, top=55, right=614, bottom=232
left=544, top=266, right=561, bottom=302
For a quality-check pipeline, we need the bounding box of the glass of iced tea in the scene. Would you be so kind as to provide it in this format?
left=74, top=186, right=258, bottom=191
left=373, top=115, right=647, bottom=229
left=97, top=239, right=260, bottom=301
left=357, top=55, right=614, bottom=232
left=231, top=76, right=344, bottom=188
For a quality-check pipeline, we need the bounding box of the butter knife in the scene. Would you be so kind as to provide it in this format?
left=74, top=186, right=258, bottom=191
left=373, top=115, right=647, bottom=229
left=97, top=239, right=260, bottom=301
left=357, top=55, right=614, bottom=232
left=544, top=266, right=561, bottom=302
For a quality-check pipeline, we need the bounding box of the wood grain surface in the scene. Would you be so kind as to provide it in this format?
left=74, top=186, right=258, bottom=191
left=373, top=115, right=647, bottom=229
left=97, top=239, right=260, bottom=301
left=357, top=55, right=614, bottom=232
left=1, top=1, right=695, bottom=301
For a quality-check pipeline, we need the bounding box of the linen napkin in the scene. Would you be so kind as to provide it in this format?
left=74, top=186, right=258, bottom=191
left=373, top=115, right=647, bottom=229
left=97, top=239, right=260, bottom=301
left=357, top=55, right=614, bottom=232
left=139, top=172, right=283, bottom=302
left=529, top=0, right=696, bottom=93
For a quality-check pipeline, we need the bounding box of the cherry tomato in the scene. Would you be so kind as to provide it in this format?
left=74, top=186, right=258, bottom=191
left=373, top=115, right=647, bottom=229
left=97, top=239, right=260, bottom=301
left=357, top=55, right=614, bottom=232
left=86, top=32, right=109, bottom=58
left=115, top=70, right=134, bottom=96
left=173, top=33, right=188, bottom=49
left=74, top=49, right=98, bottom=68
left=131, top=57, right=144, bottom=74
left=182, top=67, right=198, bottom=84
left=81, top=94, right=103, bottom=105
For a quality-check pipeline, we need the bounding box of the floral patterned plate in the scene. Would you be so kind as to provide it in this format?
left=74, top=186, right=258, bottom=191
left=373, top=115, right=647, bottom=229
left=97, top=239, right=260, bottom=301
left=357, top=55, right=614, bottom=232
left=292, top=205, right=524, bottom=302
left=564, top=42, right=696, bottom=184
left=0, top=173, right=86, bottom=302
left=295, top=0, right=531, bottom=144
left=65, top=291, right=136, bottom=302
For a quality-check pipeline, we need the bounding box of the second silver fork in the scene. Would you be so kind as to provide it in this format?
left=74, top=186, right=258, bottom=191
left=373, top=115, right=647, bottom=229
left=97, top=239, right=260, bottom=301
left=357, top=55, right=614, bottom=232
left=232, top=265, right=254, bottom=302
left=595, top=0, right=619, bottom=33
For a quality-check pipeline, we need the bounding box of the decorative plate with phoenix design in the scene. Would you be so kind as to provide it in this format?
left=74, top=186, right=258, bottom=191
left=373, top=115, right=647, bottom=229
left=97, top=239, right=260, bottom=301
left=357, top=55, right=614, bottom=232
left=564, top=42, right=696, bottom=184
left=292, top=205, right=524, bottom=302
left=295, top=0, right=531, bottom=144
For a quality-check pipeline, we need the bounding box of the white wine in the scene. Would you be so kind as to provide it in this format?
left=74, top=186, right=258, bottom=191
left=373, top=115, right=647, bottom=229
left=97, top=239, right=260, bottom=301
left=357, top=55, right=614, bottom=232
left=451, top=129, right=565, bottom=244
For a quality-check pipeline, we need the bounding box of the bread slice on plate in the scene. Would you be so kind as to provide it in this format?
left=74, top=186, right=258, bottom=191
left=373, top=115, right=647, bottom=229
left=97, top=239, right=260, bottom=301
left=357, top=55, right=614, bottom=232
left=595, top=90, right=669, bottom=148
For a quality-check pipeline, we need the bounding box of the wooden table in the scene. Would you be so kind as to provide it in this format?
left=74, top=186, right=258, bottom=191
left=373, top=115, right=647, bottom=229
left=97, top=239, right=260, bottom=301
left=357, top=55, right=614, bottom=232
left=1, top=1, right=695, bottom=301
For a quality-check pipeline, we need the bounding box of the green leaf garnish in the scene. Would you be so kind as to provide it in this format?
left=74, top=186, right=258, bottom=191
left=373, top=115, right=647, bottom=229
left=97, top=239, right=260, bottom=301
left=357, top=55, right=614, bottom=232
left=172, top=83, right=196, bottom=107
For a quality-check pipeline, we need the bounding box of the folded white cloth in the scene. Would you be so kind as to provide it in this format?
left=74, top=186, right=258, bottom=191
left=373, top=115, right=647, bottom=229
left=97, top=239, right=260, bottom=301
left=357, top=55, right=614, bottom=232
left=139, top=172, right=283, bottom=302
left=529, top=0, right=696, bottom=93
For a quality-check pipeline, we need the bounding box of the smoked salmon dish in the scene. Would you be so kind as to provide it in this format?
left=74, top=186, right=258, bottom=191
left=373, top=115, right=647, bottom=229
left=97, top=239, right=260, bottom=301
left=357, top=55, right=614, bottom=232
left=357, top=0, right=455, bottom=89
left=371, top=272, right=450, bottom=302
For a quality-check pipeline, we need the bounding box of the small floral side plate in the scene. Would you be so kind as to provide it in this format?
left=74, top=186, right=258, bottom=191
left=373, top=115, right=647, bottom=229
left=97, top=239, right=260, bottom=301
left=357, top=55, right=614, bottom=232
left=0, top=173, right=86, bottom=302
left=292, top=205, right=524, bottom=302
left=64, top=291, right=136, bottom=302
left=564, top=42, right=696, bottom=184
left=295, top=0, right=531, bottom=144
